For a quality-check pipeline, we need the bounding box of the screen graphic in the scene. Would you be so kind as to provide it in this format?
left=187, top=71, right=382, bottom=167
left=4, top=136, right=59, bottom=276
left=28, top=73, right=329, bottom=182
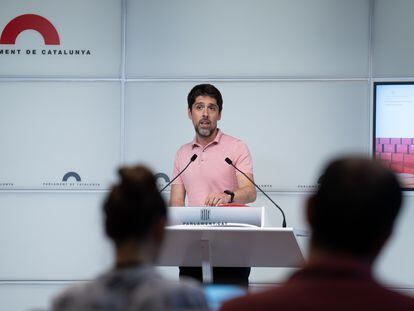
left=374, top=82, right=414, bottom=189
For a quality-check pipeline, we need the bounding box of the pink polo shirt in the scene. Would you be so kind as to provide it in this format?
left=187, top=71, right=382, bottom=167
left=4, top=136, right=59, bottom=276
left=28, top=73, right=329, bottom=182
left=172, top=130, right=253, bottom=206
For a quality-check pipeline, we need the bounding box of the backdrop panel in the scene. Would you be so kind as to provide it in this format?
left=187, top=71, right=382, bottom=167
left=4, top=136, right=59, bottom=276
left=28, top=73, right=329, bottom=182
left=0, top=0, right=121, bottom=77
left=0, top=192, right=111, bottom=280
left=373, top=0, right=414, bottom=77
left=0, top=82, right=121, bottom=190
left=126, top=0, right=369, bottom=78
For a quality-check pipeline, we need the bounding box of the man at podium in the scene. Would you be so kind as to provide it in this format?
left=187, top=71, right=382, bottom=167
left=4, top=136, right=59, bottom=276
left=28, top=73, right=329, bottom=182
left=170, top=84, right=257, bottom=285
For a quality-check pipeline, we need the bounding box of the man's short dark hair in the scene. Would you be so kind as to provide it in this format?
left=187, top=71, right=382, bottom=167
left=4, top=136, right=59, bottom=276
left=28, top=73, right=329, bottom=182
left=187, top=84, right=223, bottom=112
left=103, top=165, right=167, bottom=245
left=310, top=157, right=402, bottom=257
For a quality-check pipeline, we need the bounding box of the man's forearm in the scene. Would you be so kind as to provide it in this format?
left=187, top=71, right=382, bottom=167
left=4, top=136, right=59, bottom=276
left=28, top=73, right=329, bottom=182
left=234, top=186, right=257, bottom=204
left=169, top=184, right=186, bottom=206
left=169, top=199, right=185, bottom=206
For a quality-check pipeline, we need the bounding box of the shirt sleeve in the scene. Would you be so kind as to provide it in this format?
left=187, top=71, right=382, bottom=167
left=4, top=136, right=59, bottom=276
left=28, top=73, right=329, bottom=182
left=171, top=149, right=184, bottom=185
left=233, top=141, right=254, bottom=176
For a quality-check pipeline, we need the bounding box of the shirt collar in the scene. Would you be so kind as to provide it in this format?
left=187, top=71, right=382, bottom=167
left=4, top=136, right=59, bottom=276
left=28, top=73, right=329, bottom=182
left=192, top=129, right=223, bottom=149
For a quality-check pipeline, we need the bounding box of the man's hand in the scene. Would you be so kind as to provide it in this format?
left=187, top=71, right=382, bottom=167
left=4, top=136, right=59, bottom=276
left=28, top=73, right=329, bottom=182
left=204, top=192, right=232, bottom=206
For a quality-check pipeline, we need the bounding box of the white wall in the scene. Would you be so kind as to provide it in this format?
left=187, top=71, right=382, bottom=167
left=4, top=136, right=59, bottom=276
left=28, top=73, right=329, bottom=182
left=1, top=0, right=414, bottom=310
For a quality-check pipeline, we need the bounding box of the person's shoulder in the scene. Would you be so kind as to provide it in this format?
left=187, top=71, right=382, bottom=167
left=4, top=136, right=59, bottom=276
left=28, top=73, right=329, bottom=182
left=176, top=139, right=194, bottom=154
left=376, top=285, right=414, bottom=309
left=52, top=282, right=96, bottom=310
left=220, top=132, right=252, bottom=161
left=220, top=288, right=279, bottom=310
left=129, top=273, right=208, bottom=310
left=220, top=132, right=248, bottom=147
left=52, top=269, right=121, bottom=310
left=150, top=276, right=207, bottom=300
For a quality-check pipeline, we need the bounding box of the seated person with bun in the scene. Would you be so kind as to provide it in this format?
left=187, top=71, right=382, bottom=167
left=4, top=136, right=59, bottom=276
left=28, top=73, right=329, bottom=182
left=53, top=165, right=208, bottom=311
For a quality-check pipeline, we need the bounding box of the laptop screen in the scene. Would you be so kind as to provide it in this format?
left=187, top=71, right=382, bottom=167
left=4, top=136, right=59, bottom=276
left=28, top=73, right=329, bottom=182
left=203, top=284, right=247, bottom=311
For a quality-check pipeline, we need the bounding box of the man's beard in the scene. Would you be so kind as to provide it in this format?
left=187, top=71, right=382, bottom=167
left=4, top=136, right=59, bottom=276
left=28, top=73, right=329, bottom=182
left=195, top=122, right=216, bottom=138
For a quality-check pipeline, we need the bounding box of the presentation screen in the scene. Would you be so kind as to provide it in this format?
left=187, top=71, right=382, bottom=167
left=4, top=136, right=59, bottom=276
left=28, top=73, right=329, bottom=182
left=374, top=81, right=414, bottom=189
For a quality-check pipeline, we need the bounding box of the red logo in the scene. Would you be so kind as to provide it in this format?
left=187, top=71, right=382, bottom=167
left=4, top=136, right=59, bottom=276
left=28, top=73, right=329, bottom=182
left=0, top=14, right=60, bottom=45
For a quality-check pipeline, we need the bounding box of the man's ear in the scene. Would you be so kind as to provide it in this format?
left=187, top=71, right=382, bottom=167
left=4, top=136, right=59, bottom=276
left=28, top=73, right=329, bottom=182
left=188, top=108, right=192, bottom=120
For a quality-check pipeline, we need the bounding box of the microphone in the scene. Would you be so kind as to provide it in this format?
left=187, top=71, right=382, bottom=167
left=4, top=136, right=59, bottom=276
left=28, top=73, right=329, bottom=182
left=225, top=157, right=287, bottom=227
left=160, top=154, right=198, bottom=192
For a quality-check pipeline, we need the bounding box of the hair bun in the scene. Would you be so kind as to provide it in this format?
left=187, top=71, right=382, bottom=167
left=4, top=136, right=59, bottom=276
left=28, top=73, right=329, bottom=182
left=104, top=164, right=167, bottom=243
left=118, top=166, right=156, bottom=195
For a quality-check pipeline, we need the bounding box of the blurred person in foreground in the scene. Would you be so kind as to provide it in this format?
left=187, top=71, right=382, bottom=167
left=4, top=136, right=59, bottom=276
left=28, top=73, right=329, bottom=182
left=53, top=165, right=207, bottom=311
left=221, top=156, right=414, bottom=311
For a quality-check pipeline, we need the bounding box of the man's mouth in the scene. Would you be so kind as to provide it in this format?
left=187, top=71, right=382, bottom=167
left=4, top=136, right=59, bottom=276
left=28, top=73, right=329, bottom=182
left=200, top=120, right=210, bottom=127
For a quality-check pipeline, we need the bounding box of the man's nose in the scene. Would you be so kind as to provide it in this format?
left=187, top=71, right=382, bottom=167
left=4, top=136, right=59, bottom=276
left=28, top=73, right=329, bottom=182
left=202, top=107, right=208, bottom=116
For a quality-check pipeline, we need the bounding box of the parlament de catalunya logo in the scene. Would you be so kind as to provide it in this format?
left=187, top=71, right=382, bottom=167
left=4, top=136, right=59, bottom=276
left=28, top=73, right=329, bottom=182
left=0, top=182, right=14, bottom=188
left=154, top=172, right=170, bottom=190
left=42, top=171, right=100, bottom=188
left=0, top=14, right=91, bottom=56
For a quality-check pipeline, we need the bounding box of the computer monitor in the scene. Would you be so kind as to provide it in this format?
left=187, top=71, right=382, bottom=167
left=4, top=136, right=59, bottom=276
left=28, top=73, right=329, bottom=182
left=374, top=81, right=414, bottom=189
